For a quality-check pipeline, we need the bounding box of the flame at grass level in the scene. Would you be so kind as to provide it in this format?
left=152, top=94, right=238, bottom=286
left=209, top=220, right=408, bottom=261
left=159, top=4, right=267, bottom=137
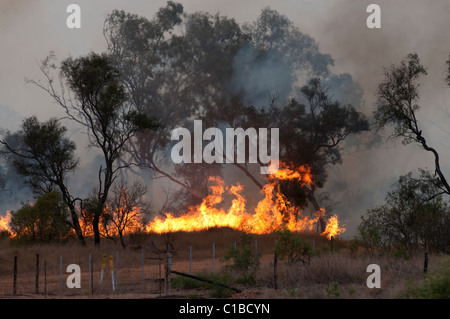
left=0, top=164, right=346, bottom=240
left=0, top=211, right=11, bottom=232
left=322, top=215, right=346, bottom=240
left=145, top=164, right=346, bottom=238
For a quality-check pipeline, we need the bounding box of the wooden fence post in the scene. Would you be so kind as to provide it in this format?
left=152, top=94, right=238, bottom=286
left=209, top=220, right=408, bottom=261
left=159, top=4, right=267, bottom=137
left=44, top=260, right=47, bottom=298
left=159, top=254, right=162, bottom=296
left=330, top=236, right=334, bottom=253
left=59, top=255, right=62, bottom=294
left=13, top=256, right=17, bottom=296
left=189, top=245, right=192, bottom=274
left=141, top=249, right=144, bottom=283
left=90, top=254, right=94, bottom=295
left=165, top=244, right=172, bottom=296
left=89, top=253, right=92, bottom=292
left=35, top=253, right=39, bottom=294
left=423, top=252, right=428, bottom=274
left=212, top=242, right=215, bottom=273
left=274, top=240, right=278, bottom=290
left=115, top=250, right=118, bottom=287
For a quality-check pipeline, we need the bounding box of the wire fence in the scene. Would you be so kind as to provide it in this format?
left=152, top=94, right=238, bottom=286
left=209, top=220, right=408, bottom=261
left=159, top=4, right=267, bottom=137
left=0, top=237, right=345, bottom=297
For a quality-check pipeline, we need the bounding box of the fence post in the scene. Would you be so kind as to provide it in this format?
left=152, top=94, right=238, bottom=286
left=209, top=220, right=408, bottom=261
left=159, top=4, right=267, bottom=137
left=59, top=255, right=62, bottom=294
left=330, top=236, right=334, bottom=253
left=13, top=256, right=17, bottom=296
left=141, top=249, right=144, bottom=282
left=189, top=245, right=192, bottom=274
left=89, top=253, right=92, bottom=291
left=109, top=255, right=115, bottom=291
left=115, top=250, right=118, bottom=287
left=159, top=254, right=162, bottom=296
left=423, top=252, right=428, bottom=274
left=212, top=243, right=215, bottom=273
left=44, top=260, right=47, bottom=298
left=165, top=244, right=172, bottom=296
left=35, top=253, right=39, bottom=295
left=274, top=240, right=278, bottom=290
left=90, top=254, right=94, bottom=295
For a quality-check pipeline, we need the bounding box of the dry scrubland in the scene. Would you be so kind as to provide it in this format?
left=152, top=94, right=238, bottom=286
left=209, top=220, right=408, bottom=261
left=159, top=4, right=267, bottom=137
left=0, top=228, right=446, bottom=299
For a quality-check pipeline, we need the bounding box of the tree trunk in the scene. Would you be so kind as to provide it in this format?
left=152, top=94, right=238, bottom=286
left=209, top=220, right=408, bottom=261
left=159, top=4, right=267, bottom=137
left=119, top=231, right=126, bottom=249
left=68, top=203, right=85, bottom=246
left=306, top=189, right=327, bottom=233
left=93, top=213, right=101, bottom=245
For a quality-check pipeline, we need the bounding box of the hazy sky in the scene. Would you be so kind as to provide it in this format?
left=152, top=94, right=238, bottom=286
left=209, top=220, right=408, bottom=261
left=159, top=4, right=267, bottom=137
left=1, top=0, right=449, bottom=236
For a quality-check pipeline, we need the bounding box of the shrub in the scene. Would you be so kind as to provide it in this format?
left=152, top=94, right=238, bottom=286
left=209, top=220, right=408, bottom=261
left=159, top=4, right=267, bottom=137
left=10, top=191, right=72, bottom=245
left=274, top=228, right=314, bottom=264
left=325, top=281, right=341, bottom=299
left=171, top=272, right=234, bottom=298
left=404, top=256, right=450, bottom=298
left=222, top=230, right=260, bottom=283
left=358, top=170, right=450, bottom=254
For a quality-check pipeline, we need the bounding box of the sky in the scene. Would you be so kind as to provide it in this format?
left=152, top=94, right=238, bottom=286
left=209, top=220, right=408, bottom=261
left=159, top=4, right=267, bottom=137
left=0, top=0, right=449, bottom=237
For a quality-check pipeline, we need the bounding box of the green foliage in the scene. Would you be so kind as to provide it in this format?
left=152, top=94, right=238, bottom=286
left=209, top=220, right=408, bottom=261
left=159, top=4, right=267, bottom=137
left=374, top=53, right=427, bottom=144
left=404, top=256, right=450, bottom=299
left=325, top=281, right=342, bottom=299
left=274, top=228, right=314, bottom=264
left=357, top=216, right=381, bottom=252
left=10, top=191, right=72, bottom=245
left=392, top=248, right=411, bottom=260
left=223, top=230, right=260, bottom=283
left=374, top=53, right=450, bottom=197
left=103, top=4, right=369, bottom=218
left=348, top=239, right=360, bottom=255
left=358, top=169, right=450, bottom=253
left=171, top=275, right=204, bottom=290
left=171, top=272, right=234, bottom=298
left=207, top=272, right=234, bottom=298
left=1, top=116, right=78, bottom=195
left=285, top=287, right=299, bottom=298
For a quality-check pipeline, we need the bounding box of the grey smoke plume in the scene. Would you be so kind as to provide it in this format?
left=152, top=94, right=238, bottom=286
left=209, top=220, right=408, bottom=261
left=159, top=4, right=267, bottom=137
left=0, top=1, right=448, bottom=237
left=312, top=0, right=450, bottom=236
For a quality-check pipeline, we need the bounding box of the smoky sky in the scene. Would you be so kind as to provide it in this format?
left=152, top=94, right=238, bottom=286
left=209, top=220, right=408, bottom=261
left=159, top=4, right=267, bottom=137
left=0, top=0, right=449, bottom=236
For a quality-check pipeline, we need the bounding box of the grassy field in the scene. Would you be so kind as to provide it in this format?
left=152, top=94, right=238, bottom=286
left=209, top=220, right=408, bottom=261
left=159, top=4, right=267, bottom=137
left=0, top=228, right=447, bottom=299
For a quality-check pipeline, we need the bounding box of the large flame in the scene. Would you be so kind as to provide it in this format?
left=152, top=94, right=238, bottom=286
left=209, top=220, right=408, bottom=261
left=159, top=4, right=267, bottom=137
left=0, top=211, right=12, bottom=232
left=145, top=163, right=346, bottom=238
left=2, top=163, right=346, bottom=240
left=322, top=215, right=346, bottom=240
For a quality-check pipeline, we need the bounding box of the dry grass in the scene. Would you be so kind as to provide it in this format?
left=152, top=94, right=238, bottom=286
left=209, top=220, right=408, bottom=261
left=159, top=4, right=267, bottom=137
left=0, top=228, right=443, bottom=299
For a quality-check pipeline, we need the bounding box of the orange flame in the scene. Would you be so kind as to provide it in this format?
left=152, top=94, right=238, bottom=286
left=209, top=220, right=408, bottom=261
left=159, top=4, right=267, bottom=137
left=145, top=164, right=346, bottom=238
left=0, top=211, right=12, bottom=235
left=322, top=215, right=346, bottom=240
left=79, top=204, right=145, bottom=238
left=3, top=164, right=346, bottom=240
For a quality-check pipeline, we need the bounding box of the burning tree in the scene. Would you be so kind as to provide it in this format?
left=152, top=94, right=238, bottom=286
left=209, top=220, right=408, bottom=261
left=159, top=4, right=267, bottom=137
left=11, top=3, right=365, bottom=242
left=27, top=52, right=159, bottom=245
left=103, top=4, right=368, bottom=235
left=101, top=180, right=151, bottom=248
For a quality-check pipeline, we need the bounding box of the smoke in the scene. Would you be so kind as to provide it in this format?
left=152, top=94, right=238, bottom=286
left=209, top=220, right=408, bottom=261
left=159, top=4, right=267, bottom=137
left=231, top=45, right=293, bottom=107
left=310, top=0, right=450, bottom=236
